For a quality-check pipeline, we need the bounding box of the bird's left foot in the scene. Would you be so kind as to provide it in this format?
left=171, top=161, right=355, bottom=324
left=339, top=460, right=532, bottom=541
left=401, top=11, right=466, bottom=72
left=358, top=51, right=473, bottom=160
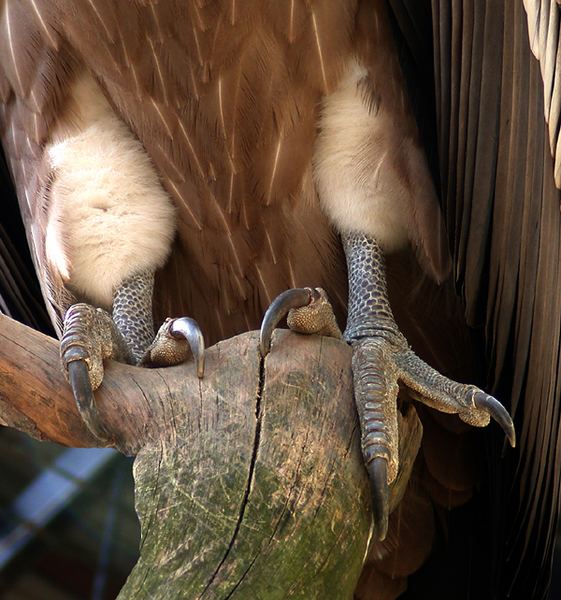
left=260, top=234, right=515, bottom=542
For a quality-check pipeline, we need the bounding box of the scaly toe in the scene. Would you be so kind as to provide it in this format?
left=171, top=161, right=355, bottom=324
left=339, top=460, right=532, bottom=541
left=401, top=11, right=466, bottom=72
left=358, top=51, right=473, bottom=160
left=287, top=287, right=342, bottom=338
left=60, top=303, right=126, bottom=441
left=142, top=317, right=205, bottom=378
left=260, top=287, right=341, bottom=356
left=396, top=350, right=515, bottom=446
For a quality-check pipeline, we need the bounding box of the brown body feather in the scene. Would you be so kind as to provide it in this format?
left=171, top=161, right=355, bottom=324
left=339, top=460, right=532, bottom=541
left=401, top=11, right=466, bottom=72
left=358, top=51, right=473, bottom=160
left=0, top=0, right=447, bottom=343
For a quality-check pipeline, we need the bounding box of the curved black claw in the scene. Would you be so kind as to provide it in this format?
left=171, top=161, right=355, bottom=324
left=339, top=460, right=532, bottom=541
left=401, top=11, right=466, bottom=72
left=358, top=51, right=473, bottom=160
left=169, top=317, right=205, bottom=378
left=474, top=391, right=516, bottom=448
left=259, top=288, right=318, bottom=356
left=368, top=457, right=389, bottom=541
left=67, top=358, right=111, bottom=442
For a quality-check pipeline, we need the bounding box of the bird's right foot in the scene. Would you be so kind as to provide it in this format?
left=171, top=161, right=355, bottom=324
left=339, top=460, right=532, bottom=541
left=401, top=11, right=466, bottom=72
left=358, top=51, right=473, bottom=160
left=60, top=271, right=205, bottom=442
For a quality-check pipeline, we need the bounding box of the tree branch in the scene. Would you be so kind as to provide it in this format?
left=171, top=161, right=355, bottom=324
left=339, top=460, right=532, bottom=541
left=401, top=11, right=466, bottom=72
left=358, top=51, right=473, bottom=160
left=0, top=314, right=169, bottom=453
left=0, top=314, right=424, bottom=598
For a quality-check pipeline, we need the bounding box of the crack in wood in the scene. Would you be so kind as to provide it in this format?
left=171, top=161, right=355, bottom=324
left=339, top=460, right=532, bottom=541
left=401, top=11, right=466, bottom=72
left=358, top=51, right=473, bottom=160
left=223, top=419, right=311, bottom=599
left=127, top=376, right=156, bottom=455
left=198, top=349, right=266, bottom=599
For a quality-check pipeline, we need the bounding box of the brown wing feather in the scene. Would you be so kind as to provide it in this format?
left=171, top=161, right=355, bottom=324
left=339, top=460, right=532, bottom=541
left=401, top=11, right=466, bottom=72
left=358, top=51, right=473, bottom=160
left=523, top=0, right=561, bottom=187
left=427, top=0, right=561, bottom=597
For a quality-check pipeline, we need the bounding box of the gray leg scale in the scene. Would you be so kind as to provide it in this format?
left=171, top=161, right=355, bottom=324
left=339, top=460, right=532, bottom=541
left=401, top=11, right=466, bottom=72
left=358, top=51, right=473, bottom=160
left=113, top=270, right=155, bottom=364
left=342, top=232, right=515, bottom=485
left=342, top=232, right=404, bottom=485
left=343, top=232, right=405, bottom=347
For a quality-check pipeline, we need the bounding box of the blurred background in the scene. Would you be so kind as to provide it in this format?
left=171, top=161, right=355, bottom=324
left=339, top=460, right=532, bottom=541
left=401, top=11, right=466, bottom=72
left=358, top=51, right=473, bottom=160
left=0, top=432, right=139, bottom=599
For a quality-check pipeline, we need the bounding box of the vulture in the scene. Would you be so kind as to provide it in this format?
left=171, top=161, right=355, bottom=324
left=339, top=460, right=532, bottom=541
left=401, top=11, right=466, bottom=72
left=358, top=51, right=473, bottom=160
left=0, top=0, right=559, bottom=598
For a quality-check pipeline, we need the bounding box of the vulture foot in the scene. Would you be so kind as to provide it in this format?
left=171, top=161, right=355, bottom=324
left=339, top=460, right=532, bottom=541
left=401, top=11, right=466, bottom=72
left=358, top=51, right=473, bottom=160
left=60, top=271, right=205, bottom=442
left=261, top=234, right=516, bottom=543
left=60, top=303, right=131, bottom=442
left=259, top=287, right=342, bottom=356
left=347, top=333, right=515, bottom=541
left=341, top=232, right=515, bottom=541
left=142, top=317, right=205, bottom=378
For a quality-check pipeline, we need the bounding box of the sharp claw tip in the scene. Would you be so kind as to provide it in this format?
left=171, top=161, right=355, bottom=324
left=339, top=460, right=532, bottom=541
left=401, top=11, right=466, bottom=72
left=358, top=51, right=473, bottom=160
left=169, top=317, right=206, bottom=376
left=375, top=521, right=388, bottom=542
left=474, top=391, right=516, bottom=448
left=67, top=359, right=111, bottom=442
left=502, top=424, right=516, bottom=449
left=197, top=361, right=205, bottom=379
left=368, top=457, right=389, bottom=543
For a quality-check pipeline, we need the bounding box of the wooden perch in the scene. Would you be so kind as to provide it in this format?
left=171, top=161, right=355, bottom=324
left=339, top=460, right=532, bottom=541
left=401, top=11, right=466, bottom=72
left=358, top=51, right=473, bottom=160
left=1, top=314, right=385, bottom=598
left=0, top=313, right=163, bottom=453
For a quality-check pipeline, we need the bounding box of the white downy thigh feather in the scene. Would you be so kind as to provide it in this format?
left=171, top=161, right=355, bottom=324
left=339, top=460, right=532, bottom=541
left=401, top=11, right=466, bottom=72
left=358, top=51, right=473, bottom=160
left=45, top=74, right=176, bottom=309
left=314, top=60, right=414, bottom=253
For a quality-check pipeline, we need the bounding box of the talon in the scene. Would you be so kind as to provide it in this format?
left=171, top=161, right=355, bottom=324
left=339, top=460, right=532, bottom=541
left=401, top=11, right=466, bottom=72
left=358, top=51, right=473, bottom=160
left=474, top=391, right=516, bottom=448
left=259, top=288, right=316, bottom=356
left=169, top=317, right=205, bottom=378
left=368, top=457, right=389, bottom=541
left=67, top=359, right=111, bottom=442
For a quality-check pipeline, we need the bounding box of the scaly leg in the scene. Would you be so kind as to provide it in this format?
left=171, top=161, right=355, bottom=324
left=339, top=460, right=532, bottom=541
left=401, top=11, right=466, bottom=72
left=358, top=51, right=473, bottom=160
left=342, top=232, right=514, bottom=539
left=260, top=233, right=514, bottom=541
left=60, top=270, right=204, bottom=442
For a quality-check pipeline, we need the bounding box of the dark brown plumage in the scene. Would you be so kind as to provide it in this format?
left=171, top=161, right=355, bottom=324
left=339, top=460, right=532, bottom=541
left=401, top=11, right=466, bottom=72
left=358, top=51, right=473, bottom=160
left=390, top=1, right=561, bottom=598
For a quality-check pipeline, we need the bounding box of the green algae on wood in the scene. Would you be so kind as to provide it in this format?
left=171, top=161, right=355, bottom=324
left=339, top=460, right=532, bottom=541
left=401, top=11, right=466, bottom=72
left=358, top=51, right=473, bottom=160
left=119, top=331, right=371, bottom=600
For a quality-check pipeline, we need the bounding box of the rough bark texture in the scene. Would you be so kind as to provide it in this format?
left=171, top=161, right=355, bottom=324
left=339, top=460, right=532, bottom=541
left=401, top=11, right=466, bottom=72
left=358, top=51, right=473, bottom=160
left=0, top=315, right=373, bottom=598
left=122, top=331, right=371, bottom=599
left=0, top=313, right=161, bottom=453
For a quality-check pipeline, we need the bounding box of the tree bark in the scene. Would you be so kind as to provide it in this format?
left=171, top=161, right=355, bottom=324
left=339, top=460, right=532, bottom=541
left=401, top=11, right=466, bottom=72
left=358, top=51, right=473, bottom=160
left=0, top=313, right=162, bottom=453
left=0, top=314, right=377, bottom=599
